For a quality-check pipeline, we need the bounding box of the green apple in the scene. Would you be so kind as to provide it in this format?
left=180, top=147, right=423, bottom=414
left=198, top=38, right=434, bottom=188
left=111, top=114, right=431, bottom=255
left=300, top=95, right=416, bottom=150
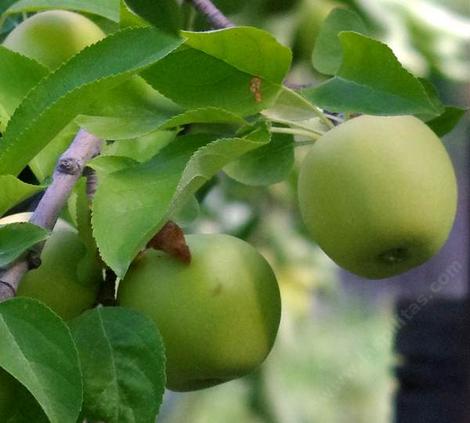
left=3, top=10, right=105, bottom=70
left=0, top=213, right=102, bottom=320
left=298, top=115, right=457, bottom=279
left=117, top=234, right=281, bottom=392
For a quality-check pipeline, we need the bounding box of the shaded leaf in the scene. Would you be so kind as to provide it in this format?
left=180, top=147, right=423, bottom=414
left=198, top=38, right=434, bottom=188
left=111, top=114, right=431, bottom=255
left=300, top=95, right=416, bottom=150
left=125, top=0, right=180, bottom=35
left=426, top=106, right=467, bottom=137
left=0, top=175, right=44, bottom=216
left=0, top=298, right=82, bottom=423
left=70, top=307, right=166, bottom=423
left=225, top=132, right=294, bottom=186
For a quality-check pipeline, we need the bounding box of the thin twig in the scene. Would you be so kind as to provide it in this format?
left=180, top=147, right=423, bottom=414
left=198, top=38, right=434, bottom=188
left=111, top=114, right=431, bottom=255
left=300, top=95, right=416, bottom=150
left=0, top=129, right=102, bottom=301
left=189, top=0, right=235, bottom=29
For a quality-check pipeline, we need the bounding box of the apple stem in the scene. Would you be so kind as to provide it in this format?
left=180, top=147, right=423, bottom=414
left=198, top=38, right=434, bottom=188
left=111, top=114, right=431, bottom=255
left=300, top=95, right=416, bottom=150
left=295, top=140, right=317, bottom=147
left=266, top=116, right=327, bottom=136
left=0, top=129, right=102, bottom=301
left=270, top=126, right=321, bottom=141
left=188, top=0, right=235, bottom=29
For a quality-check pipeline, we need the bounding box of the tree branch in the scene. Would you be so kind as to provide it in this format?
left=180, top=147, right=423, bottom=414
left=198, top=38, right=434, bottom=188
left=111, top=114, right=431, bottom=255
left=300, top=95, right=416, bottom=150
left=0, top=129, right=102, bottom=301
left=189, top=0, right=234, bottom=29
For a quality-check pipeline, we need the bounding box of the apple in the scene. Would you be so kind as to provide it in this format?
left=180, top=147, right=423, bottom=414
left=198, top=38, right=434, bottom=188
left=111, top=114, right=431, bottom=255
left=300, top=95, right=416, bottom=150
left=298, top=115, right=457, bottom=279
left=0, top=213, right=102, bottom=320
left=117, top=233, right=281, bottom=392
left=3, top=10, right=105, bottom=70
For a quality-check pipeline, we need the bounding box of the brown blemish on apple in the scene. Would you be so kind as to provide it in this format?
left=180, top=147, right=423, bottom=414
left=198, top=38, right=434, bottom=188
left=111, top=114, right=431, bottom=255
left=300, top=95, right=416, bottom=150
left=147, top=221, right=191, bottom=264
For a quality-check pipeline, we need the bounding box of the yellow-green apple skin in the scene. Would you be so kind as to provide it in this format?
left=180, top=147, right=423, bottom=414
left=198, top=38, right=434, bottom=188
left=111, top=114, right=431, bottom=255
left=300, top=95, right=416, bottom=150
left=3, top=10, right=105, bottom=69
left=298, top=115, right=457, bottom=279
left=117, top=234, right=281, bottom=392
left=0, top=213, right=102, bottom=320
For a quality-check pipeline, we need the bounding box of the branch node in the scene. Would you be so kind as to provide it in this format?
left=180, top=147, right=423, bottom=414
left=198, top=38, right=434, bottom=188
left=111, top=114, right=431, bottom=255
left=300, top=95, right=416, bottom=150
left=0, top=281, right=16, bottom=297
left=58, top=158, right=81, bottom=175
left=27, top=254, right=42, bottom=270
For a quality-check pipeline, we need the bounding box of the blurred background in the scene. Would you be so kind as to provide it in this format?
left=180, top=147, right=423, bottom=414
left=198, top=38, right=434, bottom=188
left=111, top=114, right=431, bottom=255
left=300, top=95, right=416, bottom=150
left=157, top=0, right=470, bottom=422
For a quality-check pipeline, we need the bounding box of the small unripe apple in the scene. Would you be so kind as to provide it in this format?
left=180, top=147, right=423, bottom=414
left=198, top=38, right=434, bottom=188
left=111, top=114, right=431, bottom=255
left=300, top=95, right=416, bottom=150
left=298, top=115, right=457, bottom=279
left=0, top=213, right=102, bottom=320
left=3, top=10, right=105, bottom=69
left=117, top=234, right=281, bottom=392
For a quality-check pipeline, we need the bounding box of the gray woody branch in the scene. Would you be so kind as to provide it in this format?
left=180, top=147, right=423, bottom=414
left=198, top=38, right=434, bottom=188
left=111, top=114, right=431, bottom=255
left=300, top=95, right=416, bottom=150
left=0, top=129, right=101, bottom=301
left=189, top=0, right=234, bottom=29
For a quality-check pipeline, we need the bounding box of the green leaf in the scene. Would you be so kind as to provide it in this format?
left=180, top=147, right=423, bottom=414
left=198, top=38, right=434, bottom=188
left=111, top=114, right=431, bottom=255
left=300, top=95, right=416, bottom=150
left=0, top=368, right=49, bottom=422
left=161, top=107, right=247, bottom=129
left=225, top=132, right=294, bottom=186
left=142, top=27, right=292, bottom=116
left=0, top=0, right=16, bottom=15
left=3, top=0, right=120, bottom=22
left=125, top=0, right=180, bottom=35
left=0, top=175, right=44, bottom=216
left=0, top=298, right=82, bottom=423
left=182, top=27, right=291, bottom=82
left=172, top=195, right=200, bottom=227
left=0, top=47, right=48, bottom=131
left=312, top=7, right=368, bottom=75
left=0, top=222, right=49, bottom=267
left=69, top=178, right=102, bottom=285
left=143, top=47, right=280, bottom=116
left=119, top=0, right=147, bottom=28
left=0, top=27, right=182, bottom=176
left=69, top=307, right=166, bottom=423
left=426, top=106, right=467, bottom=137
left=93, top=126, right=270, bottom=277
left=88, top=155, right=138, bottom=174
left=305, top=32, right=443, bottom=117
left=102, top=130, right=176, bottom=163
left=76, top=77, right=181, bottom=141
